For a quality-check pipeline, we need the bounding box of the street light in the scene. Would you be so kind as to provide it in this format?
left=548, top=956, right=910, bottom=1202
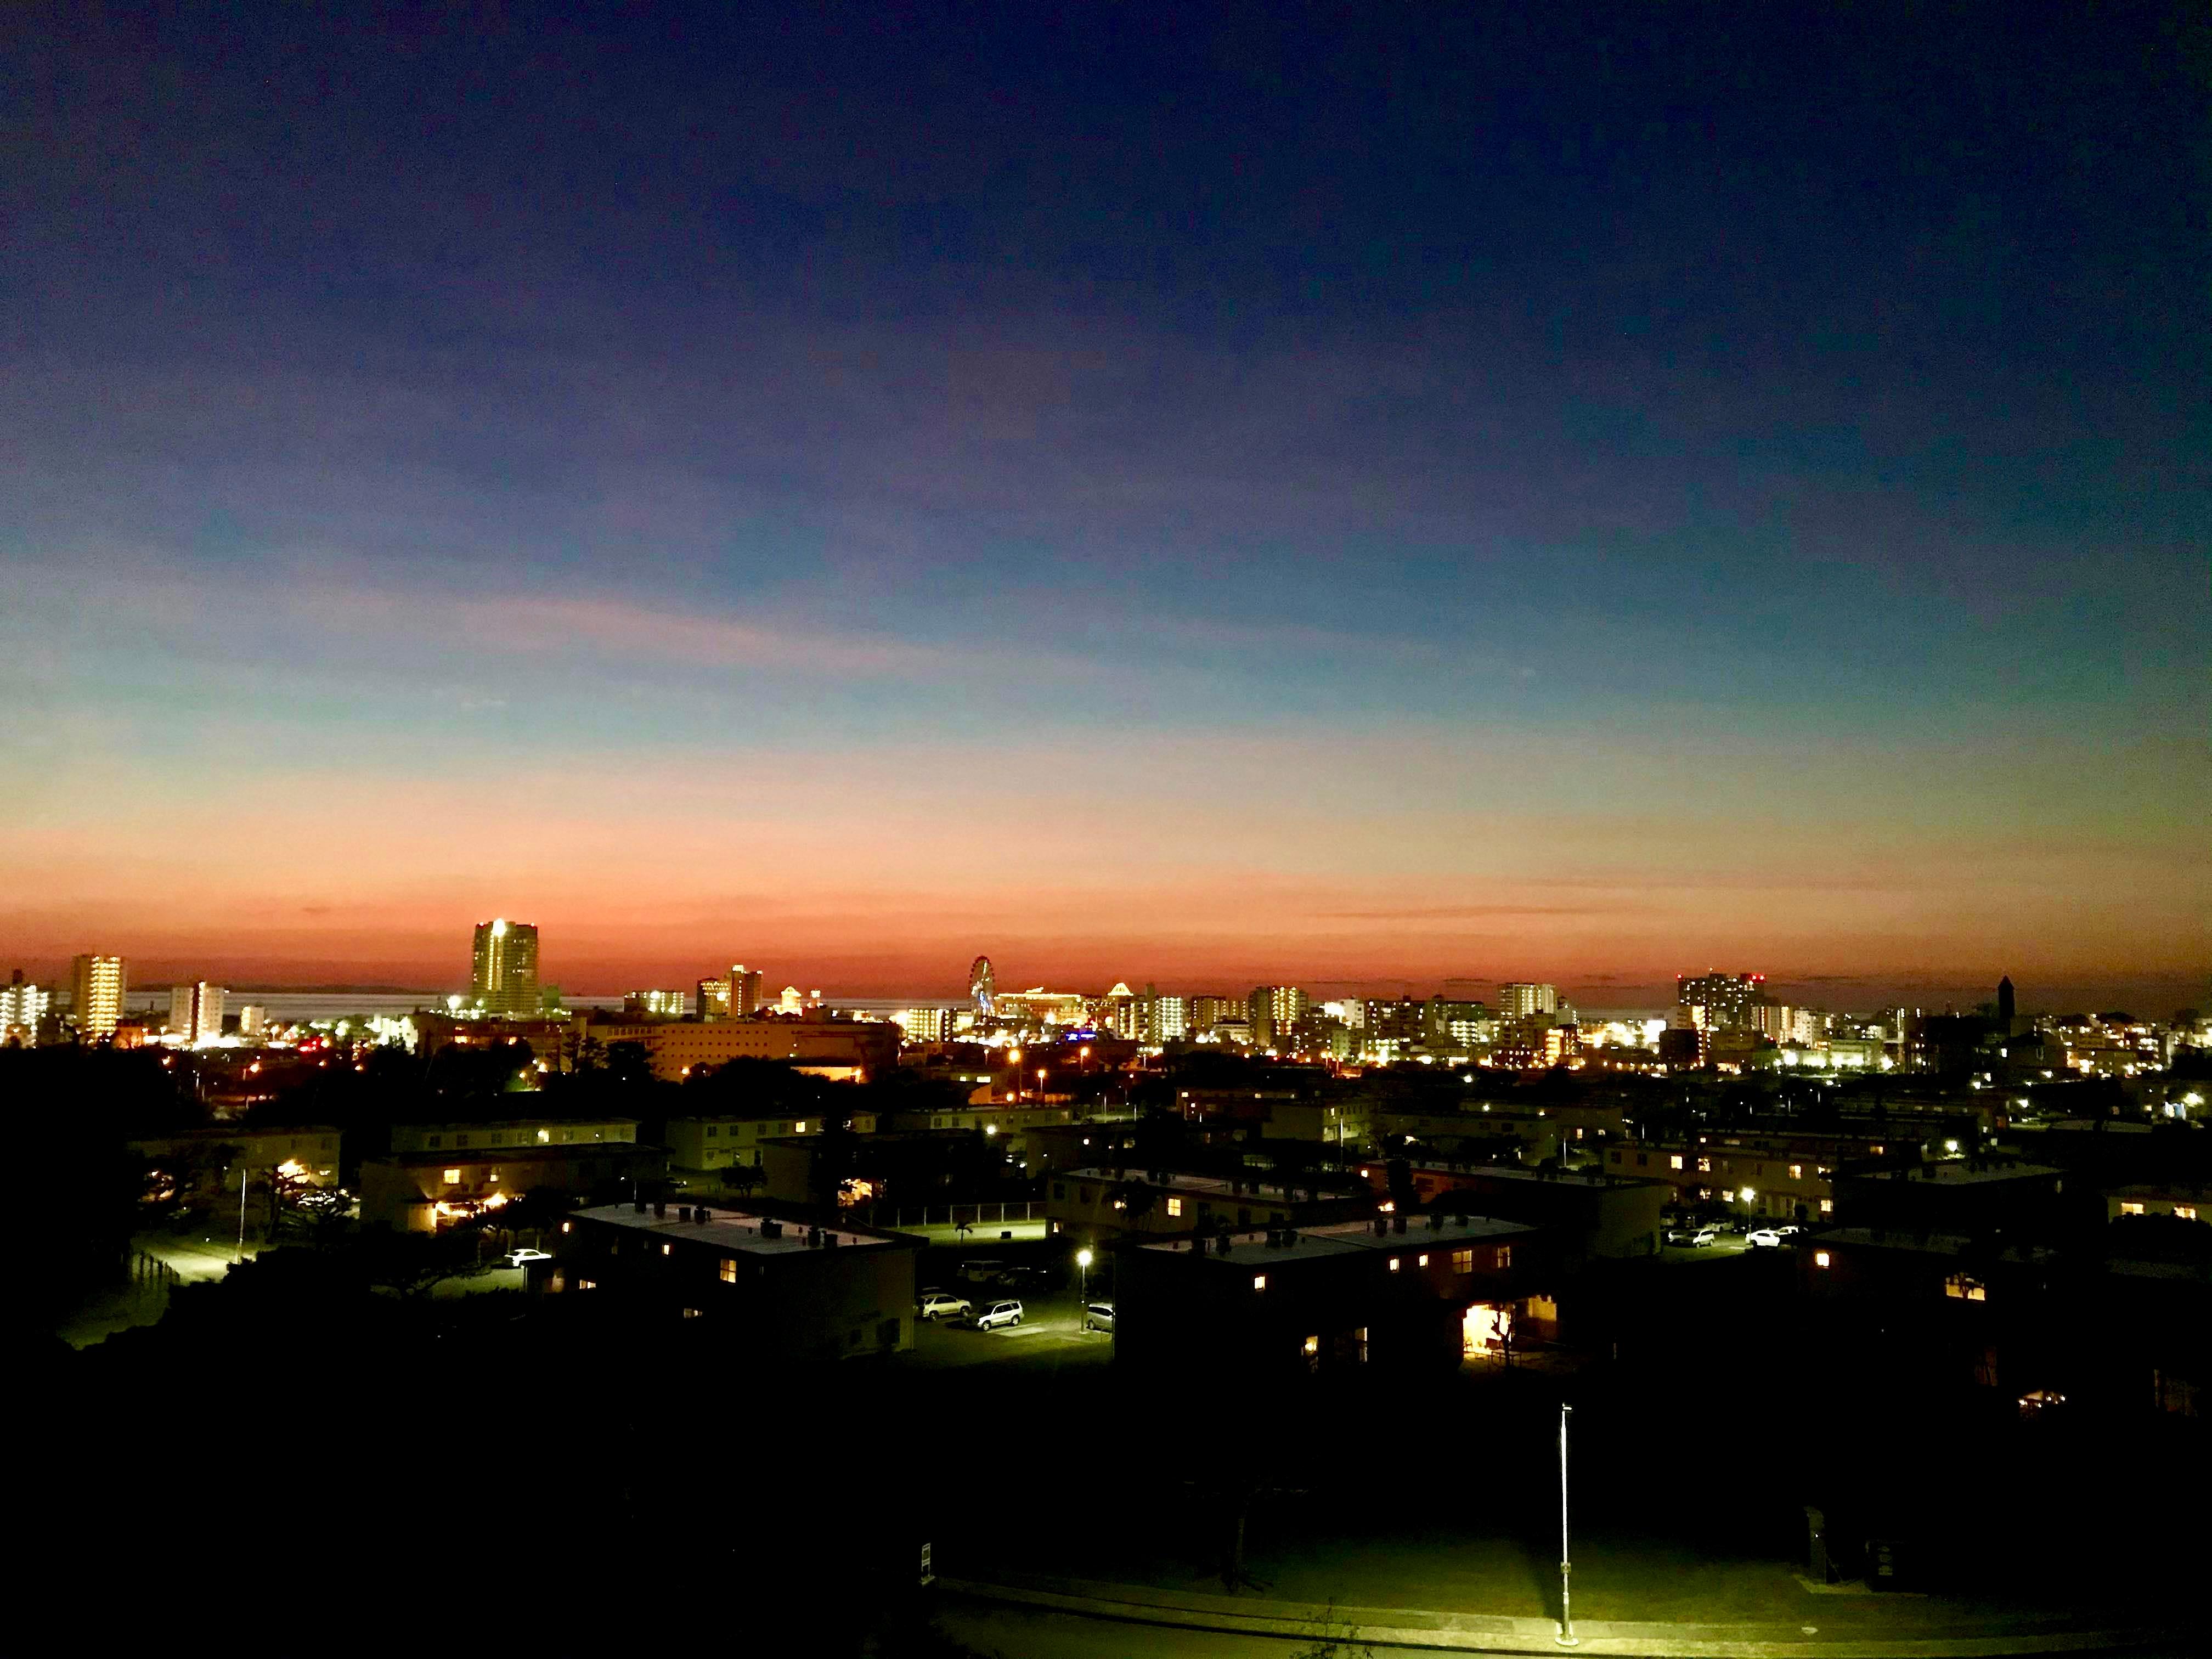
left=1556, top=1403, right=1577, bottom=1647
left=1076, top=1246, right=1093, bottom=1301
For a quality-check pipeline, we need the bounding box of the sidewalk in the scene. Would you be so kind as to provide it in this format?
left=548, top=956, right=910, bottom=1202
left=936, top=1572, right=2187, bottom=1656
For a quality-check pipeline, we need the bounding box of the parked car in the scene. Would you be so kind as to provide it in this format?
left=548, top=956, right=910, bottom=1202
left=996, top=1265, right=1051, bottom=1289
left=918, top=1293, right=972, bottom=1322
left=1665, top=1224, right=1718, bottom=1248
left=973, top=1300, right=1024, bottom=1331
left=1745, top=1228, right=1790, bottom=1249
left=957, top=1261, right=1002, bottom=1285
left=1082, top=1302, right=1115, bottom=1333
left=502, top=1248, right=552, bottom=1268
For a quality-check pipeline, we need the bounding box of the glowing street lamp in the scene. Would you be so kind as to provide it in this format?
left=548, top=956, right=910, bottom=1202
left=1556, top=1403, right=1577, bottom=1647
left=1076, top=1246, right=1094, bottom=1300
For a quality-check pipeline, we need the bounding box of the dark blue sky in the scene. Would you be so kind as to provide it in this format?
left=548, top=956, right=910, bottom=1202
left=4, top=2, right=2205, bottom=1001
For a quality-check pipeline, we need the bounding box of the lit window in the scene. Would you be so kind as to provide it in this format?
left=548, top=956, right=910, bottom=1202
left=1669, top=1154, right=1684, bottom=1170
left=718, top=1259, right=736, bottom=1283
left=560, top=1221, right=572, bottom=1234
left=1302, top=1335, right=1319, bottom=1356
left=1389, top=1257, right=1402, bottom=1272
left=2120, top=1201, right=2146, bottom=1216
left=575, top=1278, right=596, bottom=1291
left=1495, top=1245, right=1513, bottom=1268
left=2177, top=1206, right=2199, bottom=1221
left=1789, top=1164, right=1803, bottom=1179
left=1166, top=1198, right=1183, bottom=1217
left=1696, top=1157, right=1711, bottom=1172
left=1418, top=1254, right=1430, bottom=1267
left=443, top=1168, right=461, bottom=1184
left=1452, top=1249, right=1474, bottom=1273
left=1820, top=1199, right=1834, bottom=1215
left=1944, top=1273, right=1987, bottom=1302
left=681, top=1308, right=701, bottom=1319
left=1814, top=1251, right=1831, bottom=1268
left=1252, top=1275, right=1267, bottom=1291
left=795, top=1121, right=808, bottom=1134
left=661, top=1243, right=672, bottom=1256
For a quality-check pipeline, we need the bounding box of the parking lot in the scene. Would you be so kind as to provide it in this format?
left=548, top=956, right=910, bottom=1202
left=902, top=1282, right=1116, bottom=1370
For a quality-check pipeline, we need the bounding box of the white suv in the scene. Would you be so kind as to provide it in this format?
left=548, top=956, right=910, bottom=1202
left=918, top=1293, right=972, bottom=1321
left=973, top=1300, right=1024, bottom=1331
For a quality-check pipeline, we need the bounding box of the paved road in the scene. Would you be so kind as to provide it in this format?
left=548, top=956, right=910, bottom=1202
left=934, top=1596, right=1309, bottom=1657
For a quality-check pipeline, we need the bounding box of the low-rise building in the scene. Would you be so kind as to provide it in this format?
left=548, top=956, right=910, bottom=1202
left=2105, top=1184, right=2208, bottom=1224
left=1117, top=1210, right=1545, bottom=1379
left=359, top=1141, right=665, bottom=1231
left=1045, top=1165, right=1373, bottom=1243
left=537, top=1200, right=922, bottom=1361
left=664, top=1109, right=869, bottom=1174
left=583, top=1015, right=899, bottom=1081
left=390, top=1118, right=638, bottom=1153
left=1356, top=1161, right=1668, bottom=1262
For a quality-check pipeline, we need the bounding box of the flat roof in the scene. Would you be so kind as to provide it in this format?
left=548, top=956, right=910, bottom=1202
left=376, top=1144, right=661, bottom=1168
left=1062, top=1167, right=1361, bottom=1203
left=1843, top=1161, right=2061, bottom=1185
left=1387, top=1164, right=1647, bottom=1191
left=1142, top=1214, right=1532, bottom=1268
left=399, top=1118, right=638, bottom=1132
left=1816, top=1228, right=2056, bottom=1265
left=569, top=1202, right=904, bottom=1257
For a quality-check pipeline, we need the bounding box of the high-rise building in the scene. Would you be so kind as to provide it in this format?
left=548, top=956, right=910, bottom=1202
left=1152, top=996, right=1189, bottom=1041
left=69, top=954, right=126, bottom=1040
left=1677, top=972, right=1764, bottom=1032
left=1247, top=985, right=1310, bottom=1049
left=470, top=919, right=540, bottom=1017
left=1498, top=983, right=1558, bottom=1018
left=697, top=977, right=732, bottom=1019
left=167, top=981, right=227, bottom=1043
left=732, top=964, right=764, bottom=1018
left=894, top=1007, right=957, bottom=1042
left=2, top=970, right=50, bottom=1046
left=238, top=1004, right=267, bottom=1039
left=1997, top=975, right=2017, bottom=1028
left=624, top=989, right=690, bottom=1017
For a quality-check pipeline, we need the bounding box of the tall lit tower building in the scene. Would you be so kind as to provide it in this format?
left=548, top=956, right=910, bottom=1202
left=2, top=970, right=50, bottom=1045
left=69, top=954, right=126, bottom=1040
left=1677, top=972, right=1764, bottom=1032
left=1247, top=985, right=1310, bottom=1049
left=1498, top=983, right=1558, bottom=1018
left=167, top=981, right=227, bottom=1043
left=732, top=964, right=763, bottom=1018
left=470, top=919, right=540, bottom=1016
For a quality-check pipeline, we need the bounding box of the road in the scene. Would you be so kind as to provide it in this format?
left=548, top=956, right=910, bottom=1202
left=933, top=1596, right=1314, bottom=1657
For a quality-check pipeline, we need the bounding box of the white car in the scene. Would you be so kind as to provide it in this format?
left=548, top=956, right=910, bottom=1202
left=1747, top=1224, right=1804, bottom=1249
left=973, top=1300, right=1024, bottom=1331
left=1082, top=1302, right=1115, bottom=1333
left=502, top=1248, right=552, bottom=1268
left=918, top=1293, right=972, bottom=1321
left=1665, top=1224, right=1718, bottom=1248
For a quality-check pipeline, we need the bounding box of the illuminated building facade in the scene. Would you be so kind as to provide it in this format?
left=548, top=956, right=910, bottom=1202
left=697, top=977, right=732, bottom=1018
left=69, top=953, right=126, bottom=1040
left=2, top=970, right=50, bottom=1045
left=1678, top=972, right=1765, bottom=1032
left=624, top=988, right=690, bottom=1017
left=1498, top=983, right=1557, bottom=1018
left=1248, top=985, right=1310, bottom=1049
left=470, top=918, right=540, bottom=1016
left=166, top=981, right=227, bottom=1043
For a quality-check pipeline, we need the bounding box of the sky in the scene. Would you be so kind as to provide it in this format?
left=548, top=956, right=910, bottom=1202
left=3, top=3, right=2207, bottom=1011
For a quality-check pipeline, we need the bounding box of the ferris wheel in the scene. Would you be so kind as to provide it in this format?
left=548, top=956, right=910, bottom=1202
left=969, top=955, right=996, bottom=1016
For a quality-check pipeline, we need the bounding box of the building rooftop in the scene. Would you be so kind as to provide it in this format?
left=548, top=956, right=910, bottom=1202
left=569, top=1202, right=904, bottom=1257
left=1062, top=1166, right=1363, bottom=1204
left=1142, top=1213, right=1532, bottom=1268
left=1371, top=1161, right=1649, bottom=1191
left=1843, top=1160, right=2061, bottom=1186
left=376, top=1143, right=661, bottom=1168
left=1816, top=1228, right=2058, bottom=1265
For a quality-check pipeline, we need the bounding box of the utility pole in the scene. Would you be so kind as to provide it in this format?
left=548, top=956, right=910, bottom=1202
left=1556, top=1402, right=1578, bottom=1647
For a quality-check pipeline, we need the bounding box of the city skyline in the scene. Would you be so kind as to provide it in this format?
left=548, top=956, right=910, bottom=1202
left=7, top=8, right=2205, bottom=1017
